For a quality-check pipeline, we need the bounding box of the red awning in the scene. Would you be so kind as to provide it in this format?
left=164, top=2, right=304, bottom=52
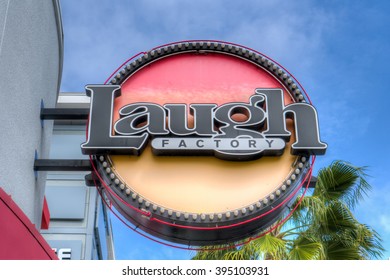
left=0, top=187, right=58, bottom=260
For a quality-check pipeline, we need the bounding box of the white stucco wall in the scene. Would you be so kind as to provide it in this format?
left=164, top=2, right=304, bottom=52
left=0, top=0, right=63, bottom=227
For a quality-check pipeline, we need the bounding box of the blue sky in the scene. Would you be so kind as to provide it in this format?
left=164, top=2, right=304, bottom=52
left=59, top=0, right=390, bottom=259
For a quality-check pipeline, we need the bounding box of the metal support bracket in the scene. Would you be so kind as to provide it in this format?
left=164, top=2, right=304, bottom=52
left=34, top=159, right=92, bottom=171
left=40, top=108, right=89, bottom=120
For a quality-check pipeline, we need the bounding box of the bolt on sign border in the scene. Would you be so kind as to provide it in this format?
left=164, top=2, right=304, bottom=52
left=82, top=41, right=327, bottom=246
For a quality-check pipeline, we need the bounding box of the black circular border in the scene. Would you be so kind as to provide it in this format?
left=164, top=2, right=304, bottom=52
left=93, top=41, right=311, bottom=245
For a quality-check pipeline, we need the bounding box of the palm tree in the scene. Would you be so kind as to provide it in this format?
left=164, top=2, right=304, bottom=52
left=192, top=161, right=384, bottom=260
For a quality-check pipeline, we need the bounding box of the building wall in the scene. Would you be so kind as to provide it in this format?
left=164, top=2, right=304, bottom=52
left=41, top=124, right=115, bottom=260
left=0, top=0, right=63, bottom=226
left=0, top=2, right=114, bottom=259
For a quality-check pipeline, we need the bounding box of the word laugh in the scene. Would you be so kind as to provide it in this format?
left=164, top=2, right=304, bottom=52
left=82, top=85, right=326, bottom=161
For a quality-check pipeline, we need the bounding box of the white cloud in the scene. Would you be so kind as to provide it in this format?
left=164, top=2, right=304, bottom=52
left=379, top=215, right=390, bottom=233
left=59, top=0, right=335, bottom=92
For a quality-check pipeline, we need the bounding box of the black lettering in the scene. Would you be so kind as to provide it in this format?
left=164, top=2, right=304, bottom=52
left=115, top=103, right=168, bottom=135
left=81, top=85, right=147, bottom=155
left=214, top=95, right=265, bottom=138
left=259, top=89, right=291, bottom=140
left=230, top=140, right=239, bottom=148
left=82, top=85, right=326, bottom=158
left=179, top=140, right=187, bottom=147
left=265, top=139, right=273, bottom=148
left=258, top=89, right=327, bottom=155
left=165, top=104, right=217, bottom=136
left=162, top=139, right=169, bottom=147
left=284, top=103, right=327, bottom=155
left=196, top=139, right=204, bottom=147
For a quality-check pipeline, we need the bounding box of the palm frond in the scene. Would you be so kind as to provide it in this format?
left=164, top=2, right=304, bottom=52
left=324, top=240, right=363, bottom=260
left=191, top=160, right=383, bottom=261
left=191, top=244, right=236, bottom=260
left=314, top=161, right=371, bottom=209
left=319, top=204, right=384, bottom=259
left=354, top=224, right=384, bottom=259
left=288, top=236, right=324, bottom=260
left=248, top=234, right=287, bottom=260
left=291, top=195, right=327, bottom=227
left=222, top=249, right=253, bottom=260
left=320, top=201, right=357, bottom=234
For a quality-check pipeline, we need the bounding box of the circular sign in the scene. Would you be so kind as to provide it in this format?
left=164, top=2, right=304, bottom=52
left=83, top=41, right=326, bottom=246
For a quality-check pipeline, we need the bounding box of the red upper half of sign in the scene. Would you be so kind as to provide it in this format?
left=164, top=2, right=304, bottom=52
left=114, top=53, right=293, bottom=119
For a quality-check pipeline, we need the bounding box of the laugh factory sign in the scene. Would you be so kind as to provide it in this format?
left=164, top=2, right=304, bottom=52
left=81, top=41, right=327, bottom=245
